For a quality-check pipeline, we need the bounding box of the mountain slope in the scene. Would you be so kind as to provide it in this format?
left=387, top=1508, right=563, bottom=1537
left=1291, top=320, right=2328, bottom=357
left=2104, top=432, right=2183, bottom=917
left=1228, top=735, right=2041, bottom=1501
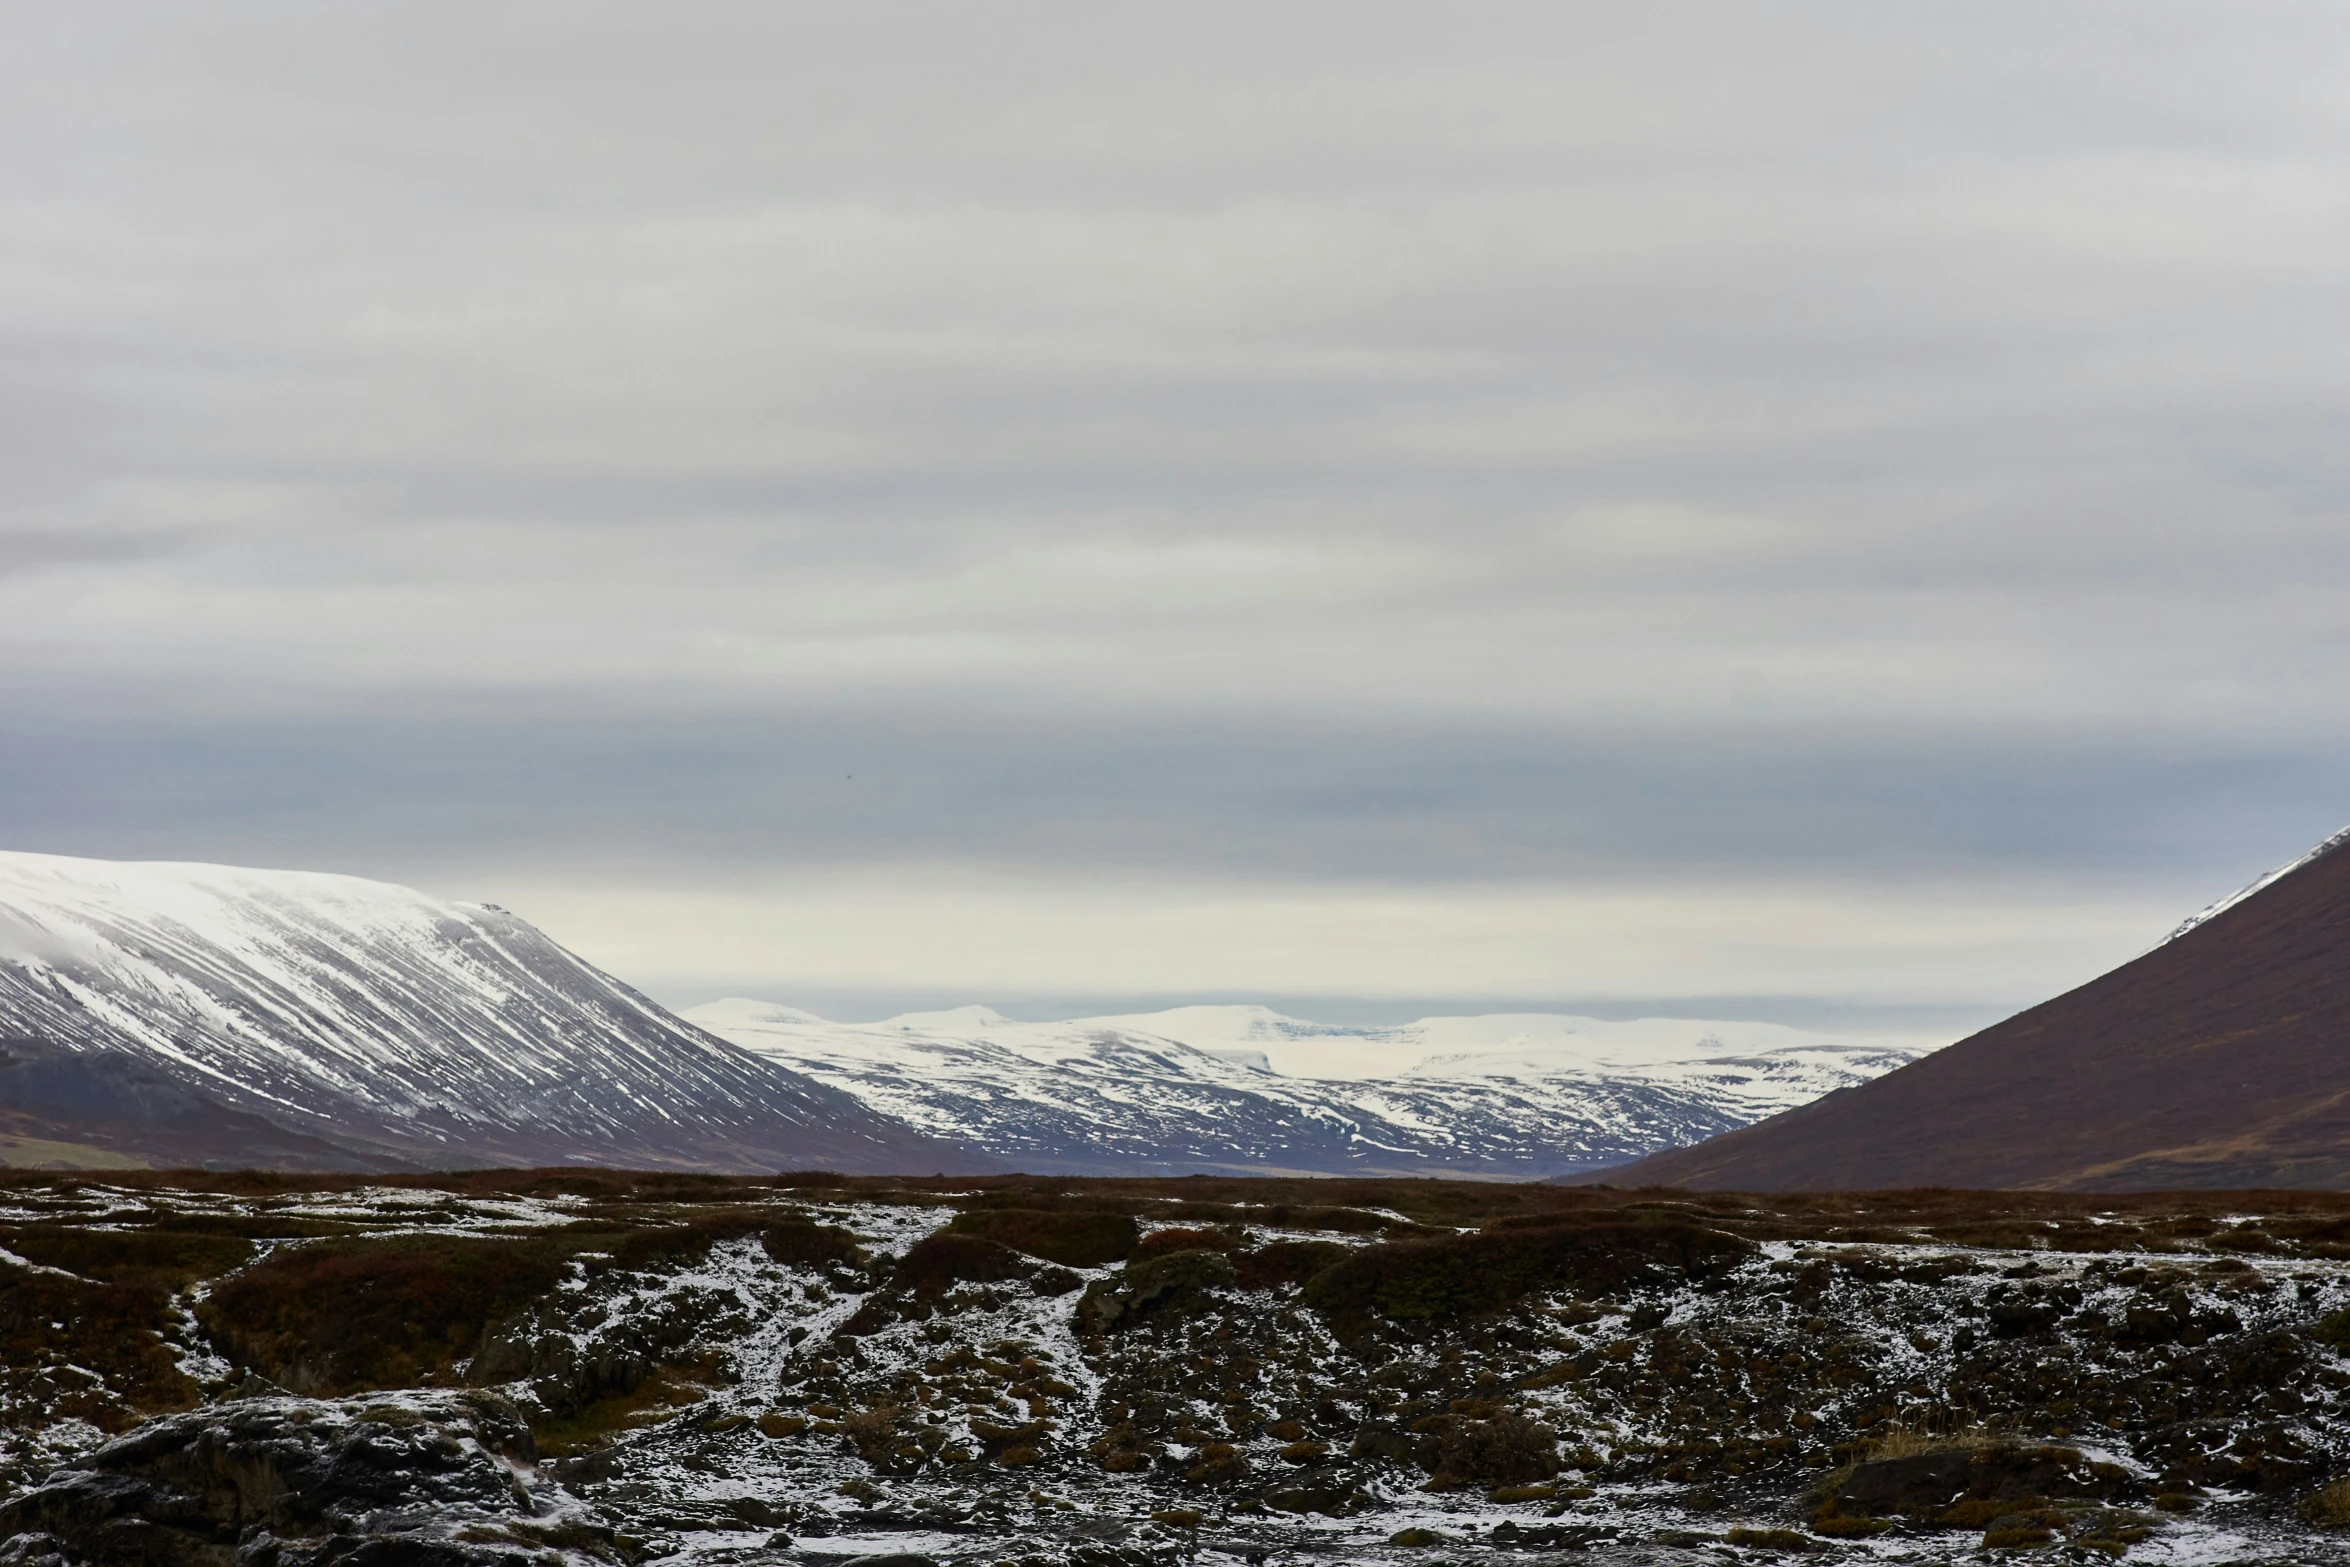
left=0, top=851, right=974, bottom=1173
left=689, top=999, right=1926, bottom=1179
left=1602, top=825, right=2350, bottom=1191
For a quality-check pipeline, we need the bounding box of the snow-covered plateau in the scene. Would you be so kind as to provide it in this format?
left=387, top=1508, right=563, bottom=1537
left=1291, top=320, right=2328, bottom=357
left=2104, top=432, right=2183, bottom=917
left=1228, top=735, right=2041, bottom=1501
left=689, top=1000, right=1933, bottom=1180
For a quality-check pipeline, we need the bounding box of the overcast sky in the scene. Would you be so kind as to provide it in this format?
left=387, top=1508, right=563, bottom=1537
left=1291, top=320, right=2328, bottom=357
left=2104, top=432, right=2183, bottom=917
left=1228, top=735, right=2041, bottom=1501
left=5, top=2, right=2350, bottom=1027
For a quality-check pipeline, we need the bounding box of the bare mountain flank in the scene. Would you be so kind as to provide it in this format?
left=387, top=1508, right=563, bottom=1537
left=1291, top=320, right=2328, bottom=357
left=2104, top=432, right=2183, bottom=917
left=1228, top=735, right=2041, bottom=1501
left=1604, top=826, right=2350, bottom=1191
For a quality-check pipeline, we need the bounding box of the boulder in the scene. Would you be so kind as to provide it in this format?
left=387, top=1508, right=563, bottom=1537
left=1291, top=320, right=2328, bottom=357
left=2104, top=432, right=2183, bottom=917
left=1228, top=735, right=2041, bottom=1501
left=0, top=1395, right=552, bottom=1567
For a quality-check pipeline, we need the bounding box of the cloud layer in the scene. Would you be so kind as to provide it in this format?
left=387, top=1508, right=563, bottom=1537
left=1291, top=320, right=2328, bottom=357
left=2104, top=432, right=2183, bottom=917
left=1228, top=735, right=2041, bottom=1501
left=5, top=3, right=2349, bottom=1015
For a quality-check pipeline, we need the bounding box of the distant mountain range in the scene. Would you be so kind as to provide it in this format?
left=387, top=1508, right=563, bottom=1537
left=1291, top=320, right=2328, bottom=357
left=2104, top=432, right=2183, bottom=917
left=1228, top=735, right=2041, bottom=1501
left=0, top=849, right=1930, bottom=1176
left=1604, top=824, right=2350, bottom=1191
left=687, top=999, right=1927, bottom=1178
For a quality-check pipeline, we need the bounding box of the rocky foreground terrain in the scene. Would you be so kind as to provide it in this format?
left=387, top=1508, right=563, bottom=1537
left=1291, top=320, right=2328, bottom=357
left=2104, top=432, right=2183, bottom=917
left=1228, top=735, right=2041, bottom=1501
left=8, top=1174, right=2350, bottom=1566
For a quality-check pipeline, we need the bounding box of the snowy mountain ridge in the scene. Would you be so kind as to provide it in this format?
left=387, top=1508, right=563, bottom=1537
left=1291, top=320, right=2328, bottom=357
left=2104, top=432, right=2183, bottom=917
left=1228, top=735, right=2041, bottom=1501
left=688, top=998, right=1937, bottom=1180
left=0, top=850, right=965, bottom=1173
left=2164, top=822, right=2350, bottom=945
left=0, top=847, right=1936, bottom=1178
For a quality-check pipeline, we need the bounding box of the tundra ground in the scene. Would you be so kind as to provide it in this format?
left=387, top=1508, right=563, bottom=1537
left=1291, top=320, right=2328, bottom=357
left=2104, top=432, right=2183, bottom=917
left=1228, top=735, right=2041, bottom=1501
left=6, top=1173, right=2350, bottom=1566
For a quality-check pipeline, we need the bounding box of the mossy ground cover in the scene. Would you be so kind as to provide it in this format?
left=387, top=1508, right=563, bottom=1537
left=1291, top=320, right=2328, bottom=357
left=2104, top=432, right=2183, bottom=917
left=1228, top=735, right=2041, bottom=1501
left=1303, top=1214, right=1755, bottom=1323
left=0, top=1224, right=258, bottom=1431
left=197, top=1233, right=579, bottom=1395
left=944, top=1207, right=1139, bottom=1267
left=1, top=1223, right=252, bottom=1286
left=0, top=1268, right=201, bottom=1430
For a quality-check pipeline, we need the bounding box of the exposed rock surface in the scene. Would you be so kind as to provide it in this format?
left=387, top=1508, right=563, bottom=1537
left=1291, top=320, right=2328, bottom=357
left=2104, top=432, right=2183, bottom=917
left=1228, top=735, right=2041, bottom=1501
left=0, top=1395, right=570, bottom=1567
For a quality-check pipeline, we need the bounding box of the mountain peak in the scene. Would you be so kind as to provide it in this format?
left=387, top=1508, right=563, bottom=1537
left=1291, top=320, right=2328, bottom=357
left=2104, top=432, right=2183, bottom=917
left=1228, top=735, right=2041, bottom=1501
left=0, top=850, right=974, bottom=1174
left=687, top=997, right=834, bottom=1027
left=879, top=1004, right=1013, bottom=1031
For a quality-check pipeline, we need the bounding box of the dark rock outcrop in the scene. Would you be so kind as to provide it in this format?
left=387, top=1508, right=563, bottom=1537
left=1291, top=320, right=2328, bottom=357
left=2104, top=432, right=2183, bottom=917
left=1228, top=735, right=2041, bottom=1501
left=0, top=1395, right=573, bottom=1567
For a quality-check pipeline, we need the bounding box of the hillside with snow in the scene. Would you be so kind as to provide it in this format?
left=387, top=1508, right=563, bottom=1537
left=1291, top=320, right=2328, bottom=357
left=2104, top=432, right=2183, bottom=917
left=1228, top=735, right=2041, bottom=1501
left=0, top=848, right=1936, bottom=1178
left=0, top=851, right=970, bottom=1173
left=688, top=999, right=1935, bottom=1179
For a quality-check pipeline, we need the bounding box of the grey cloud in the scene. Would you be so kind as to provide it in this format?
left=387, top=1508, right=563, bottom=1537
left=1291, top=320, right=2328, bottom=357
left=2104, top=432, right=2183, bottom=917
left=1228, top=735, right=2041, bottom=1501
left=1, top=706, right=2339, bottom=901
left=0, top=528, right=178, bottom=578
left=2, top=3, right=2348, bottom=1007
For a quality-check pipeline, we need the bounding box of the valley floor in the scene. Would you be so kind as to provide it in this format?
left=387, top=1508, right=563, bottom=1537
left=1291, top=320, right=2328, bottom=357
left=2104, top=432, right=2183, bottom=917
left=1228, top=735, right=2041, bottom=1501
left=6, top=1173, right=2350, bottom=1566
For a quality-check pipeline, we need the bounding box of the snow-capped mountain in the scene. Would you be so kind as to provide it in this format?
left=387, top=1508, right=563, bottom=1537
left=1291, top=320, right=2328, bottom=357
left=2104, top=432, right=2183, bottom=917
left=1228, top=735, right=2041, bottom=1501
left=0, top=847, right=1934, bottom=1179
left=688, top=999, right=1935, bottom=1179
left=0, top=851, right=972, bottom=1173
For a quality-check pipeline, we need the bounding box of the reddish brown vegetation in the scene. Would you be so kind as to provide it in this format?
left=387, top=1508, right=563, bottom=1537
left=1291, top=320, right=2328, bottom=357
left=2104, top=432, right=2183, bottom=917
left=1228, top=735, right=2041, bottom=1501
left=1128, top=1226, right=1239, bottom=1263
left=943, top=1208, right=1139, bottom=1267
left=1614, top=833, right=2350, bottom=1191
left=1304, top=1213, right=1754, bottom=1322
left=888, top=1233, right=1033, bottom=1293
left=198, top=1235, right=573, bottom=1395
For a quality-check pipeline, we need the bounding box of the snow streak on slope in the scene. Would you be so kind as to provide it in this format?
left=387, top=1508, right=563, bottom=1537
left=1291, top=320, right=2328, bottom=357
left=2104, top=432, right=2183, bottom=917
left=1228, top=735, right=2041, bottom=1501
left=0, top=852, right=965, bottom=1173
left=2164, top=822, right=2350, bottom=945
left=689, top=1000, right=1932, bottom=1179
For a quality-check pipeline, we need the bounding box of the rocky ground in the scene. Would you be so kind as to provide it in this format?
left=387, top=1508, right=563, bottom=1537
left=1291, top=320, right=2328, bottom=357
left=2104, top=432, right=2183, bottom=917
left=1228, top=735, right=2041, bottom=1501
left=7, top=1172, right=2350, bottom=1566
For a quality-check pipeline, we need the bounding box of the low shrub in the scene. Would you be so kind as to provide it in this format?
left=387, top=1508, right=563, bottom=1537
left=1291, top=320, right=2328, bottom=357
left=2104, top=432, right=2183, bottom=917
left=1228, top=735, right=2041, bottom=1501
left=891, top=1233, right=1033, bottom=1293
left=771, top=1170, right=850, bottom=1189
left=1131, top=1226, right=1238, bottom=1263
left=531, top=1370, right=710, bottom=1457
left=2303, top=1476, right=2350, bottom=1528
left=1937, top=1496, right=2046, bottom=1529
left=1233, top=1239, right=1351, bottom=1291
left=109, top=1212, right=355, bottom=1241
left=1186, top=1441, right=1246, bottom=1486
left=1076, top=1249, right=1238, bottom=1332
left=1981, top=1523, right=2057, bottom=1549
left=1431, top=1410, right=1558, bottom=1487
left=759, top=1218, right=864, bottom=1269
left=1807, top=1506, right=1894, bottom=1539
left=0, top=1265, right=200, bottom=1427
left=198, top=1234, right=572, bottom=1395
left=945, top=1208, right=1139, bottom=1267
left=1304, top=1216, right=1753, bottom=1321
left=1726, top=1526, right=1821, bottom=1552
left=603, top=1212, right=768, bottom=1273
left=0, top=1225, right=252, bottom=1286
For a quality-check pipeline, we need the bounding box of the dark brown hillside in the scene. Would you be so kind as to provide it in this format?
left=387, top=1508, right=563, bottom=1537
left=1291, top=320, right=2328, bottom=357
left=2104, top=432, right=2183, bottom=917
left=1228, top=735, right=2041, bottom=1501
left=1605, top=829, right=2350, bottom=1191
